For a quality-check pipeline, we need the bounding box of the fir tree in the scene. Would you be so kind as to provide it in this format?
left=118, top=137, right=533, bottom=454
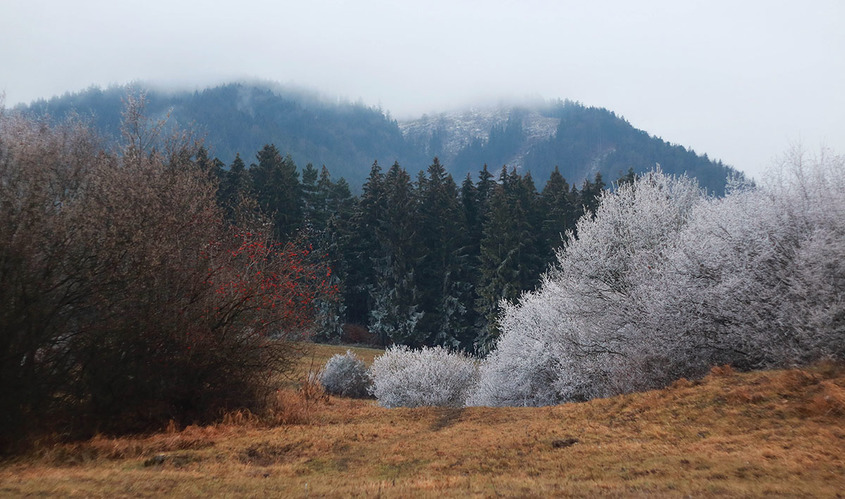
left=580, top=172, right=606, bottom=218
left=415, top=158, right=467, bottom=347
left=369, top=162, right=423, bottom=345
left=475, top=166, right=540, bottom=351
left=345, top=161, right=385, bottom=327
left=310, top=165, right=355, bottom=342
left=540, top=166, right=576, bottom=259
left=301, top=162, right=320, bottom=224
left=218, top=153, right=249, bottom=222
left=249, top=144, right=303, bottom=239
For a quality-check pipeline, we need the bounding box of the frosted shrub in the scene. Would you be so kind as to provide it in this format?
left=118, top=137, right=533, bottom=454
left=468, top=290, right=567, bottom=407
left=368, top=345, right=478, bottom=408
left=319, top=350, right=371, bottom=398
left=473, top=150, right=845, bottom=407
left=657, top=147, right=845, bottom=368
left=470, top=170, right=707, bottom=405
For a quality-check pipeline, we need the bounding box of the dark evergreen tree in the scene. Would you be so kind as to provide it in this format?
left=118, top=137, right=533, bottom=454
left=540, top=166, right=576, bottom=260
left=616, top=167, right=637, bottom=187
left=249, top=144, right=303, bottom=239
left=514, top=170, right=546, bottom=283
left=345, top=161, right=386, bottom=327
left=579, top=172, right=606, bottom=219
left=415, top=158, right=467, bottom=347
left=193, top=146, right=224, bottom=182
left=476, top=163, right=496, bottom=209
left=300, top=162, right=320, bottom=224
left=218, top=153, right=249, bottom=222
left=475, top=166, right=542, bottom=352
left=369, top=162, right=423, bottom=345
left=310, top=166, right=355, bottom=342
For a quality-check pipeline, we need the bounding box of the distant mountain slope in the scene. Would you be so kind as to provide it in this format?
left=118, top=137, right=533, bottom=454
left=19, top=83, right=741, bottom=193
left=401, top=100, right=739, bottom=194
left=22, top=83, right=422, bottom=188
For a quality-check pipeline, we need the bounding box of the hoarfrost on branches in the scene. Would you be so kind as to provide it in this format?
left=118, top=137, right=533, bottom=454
left=470, top=151, right=845, bottom=406
left=368, top=345, right=478, bottom=408
left=319, top=350, right=371, bottom=398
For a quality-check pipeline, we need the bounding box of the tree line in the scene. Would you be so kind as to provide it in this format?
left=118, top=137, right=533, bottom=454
left=212, top=143, right=619, bottom=352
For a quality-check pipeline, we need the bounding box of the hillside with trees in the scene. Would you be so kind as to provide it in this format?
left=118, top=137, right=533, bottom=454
left=2, top=89, right=842, bottom=499
left=19, top=82, right=742, bottom=193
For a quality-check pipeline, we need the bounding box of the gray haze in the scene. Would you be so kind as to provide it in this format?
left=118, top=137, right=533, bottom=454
left=2, top=0, right=843, bottom=178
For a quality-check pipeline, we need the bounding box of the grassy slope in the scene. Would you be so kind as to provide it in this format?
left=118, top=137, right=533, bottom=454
left=1, top=345, right=843, bottom=497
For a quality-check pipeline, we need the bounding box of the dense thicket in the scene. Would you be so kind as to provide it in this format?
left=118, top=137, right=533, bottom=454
left=0, top=101, right=330, bottom=451
left=471, top=150, right=844, bottom=406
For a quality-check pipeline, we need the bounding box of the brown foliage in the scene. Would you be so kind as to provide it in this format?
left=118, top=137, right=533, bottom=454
left=0, top=98, right=330, bottom=452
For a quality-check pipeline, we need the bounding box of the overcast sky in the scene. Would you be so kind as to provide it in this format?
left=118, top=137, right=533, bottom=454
left=1, top=0, right=843, bottom=178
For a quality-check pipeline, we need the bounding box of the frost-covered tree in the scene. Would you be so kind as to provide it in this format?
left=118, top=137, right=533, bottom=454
left=369, top=346, right=479, bottom=408
left=319, top=350, right=371, bottom=398
left=471, top=150, right=845, bottom=407
left=470, top=169, right=706, bottom=405
left=650, top=146, right=845, bottom=369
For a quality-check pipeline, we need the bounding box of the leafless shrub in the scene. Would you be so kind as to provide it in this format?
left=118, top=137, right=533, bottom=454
left=0, top=97, right=330, bottom=452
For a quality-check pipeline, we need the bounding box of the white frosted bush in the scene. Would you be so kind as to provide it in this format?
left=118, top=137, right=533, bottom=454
left=319, top=350, right=371, bottom=398
left=470, top=169, right=704, bottom=406
left=472, top=150, right=845, bottom=407
left=655, top=147, right=845, bottom=367
left=368, top=345, right=479, bottom=408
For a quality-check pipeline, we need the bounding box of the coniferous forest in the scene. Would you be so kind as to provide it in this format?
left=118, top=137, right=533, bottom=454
left=211, top=143, right=610, bottom=353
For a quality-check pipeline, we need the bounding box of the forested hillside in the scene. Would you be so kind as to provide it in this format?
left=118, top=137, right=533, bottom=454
left=19, top=82, right=741, bottom=193
left=403, top=100, right=738, bottom=195
left=14, top=82, right=748, bottom=352
left=212, top=143, right=609, bottom=352
left=22, top=83, right=424, bottom=186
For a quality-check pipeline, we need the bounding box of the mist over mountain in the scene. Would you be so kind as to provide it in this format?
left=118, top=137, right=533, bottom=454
left=19, top=82, right=741, bottom=193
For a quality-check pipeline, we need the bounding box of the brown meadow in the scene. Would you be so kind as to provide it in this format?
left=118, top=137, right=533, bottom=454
left=1, top=344, right=843, bottom=497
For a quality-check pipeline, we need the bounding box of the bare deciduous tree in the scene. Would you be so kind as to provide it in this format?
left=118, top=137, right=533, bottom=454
left=0, top=98, right=332, bottom=451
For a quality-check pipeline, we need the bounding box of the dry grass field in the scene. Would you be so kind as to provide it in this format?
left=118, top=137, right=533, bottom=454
left=1, top=344, right=843, bottom=497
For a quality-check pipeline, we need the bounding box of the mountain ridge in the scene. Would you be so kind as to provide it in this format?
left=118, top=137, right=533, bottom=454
left=15, top=82, right=742, bottom=193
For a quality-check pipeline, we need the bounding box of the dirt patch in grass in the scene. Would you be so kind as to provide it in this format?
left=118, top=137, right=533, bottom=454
left=239, top=442, right=302, bottom=466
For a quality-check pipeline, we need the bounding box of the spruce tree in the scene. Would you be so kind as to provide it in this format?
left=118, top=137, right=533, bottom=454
left=345, top=161, right=385, bottom=327
left=368, top=162, right=423, bottom=345
left=580, top=172, right=606, bottom=218
left=540, top=166, right=576, bottom=260
left=301, top=162, right=320, bottom=225
left=415, top=158, right=467, bottom=347
left=514, top=170, right=546, bottom=285
left=218, top=153, right=249, bottom=223
left=311, top=166, right=355, bottom=342
left=473, top=166, right=548, bottom=351
left=249, top=144, right=303, bottom=240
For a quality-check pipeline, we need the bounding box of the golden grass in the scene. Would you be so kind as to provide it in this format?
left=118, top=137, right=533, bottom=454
left=296, top=342, right=384, bottom=373
left=2, top=345, right=843, bottom=497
